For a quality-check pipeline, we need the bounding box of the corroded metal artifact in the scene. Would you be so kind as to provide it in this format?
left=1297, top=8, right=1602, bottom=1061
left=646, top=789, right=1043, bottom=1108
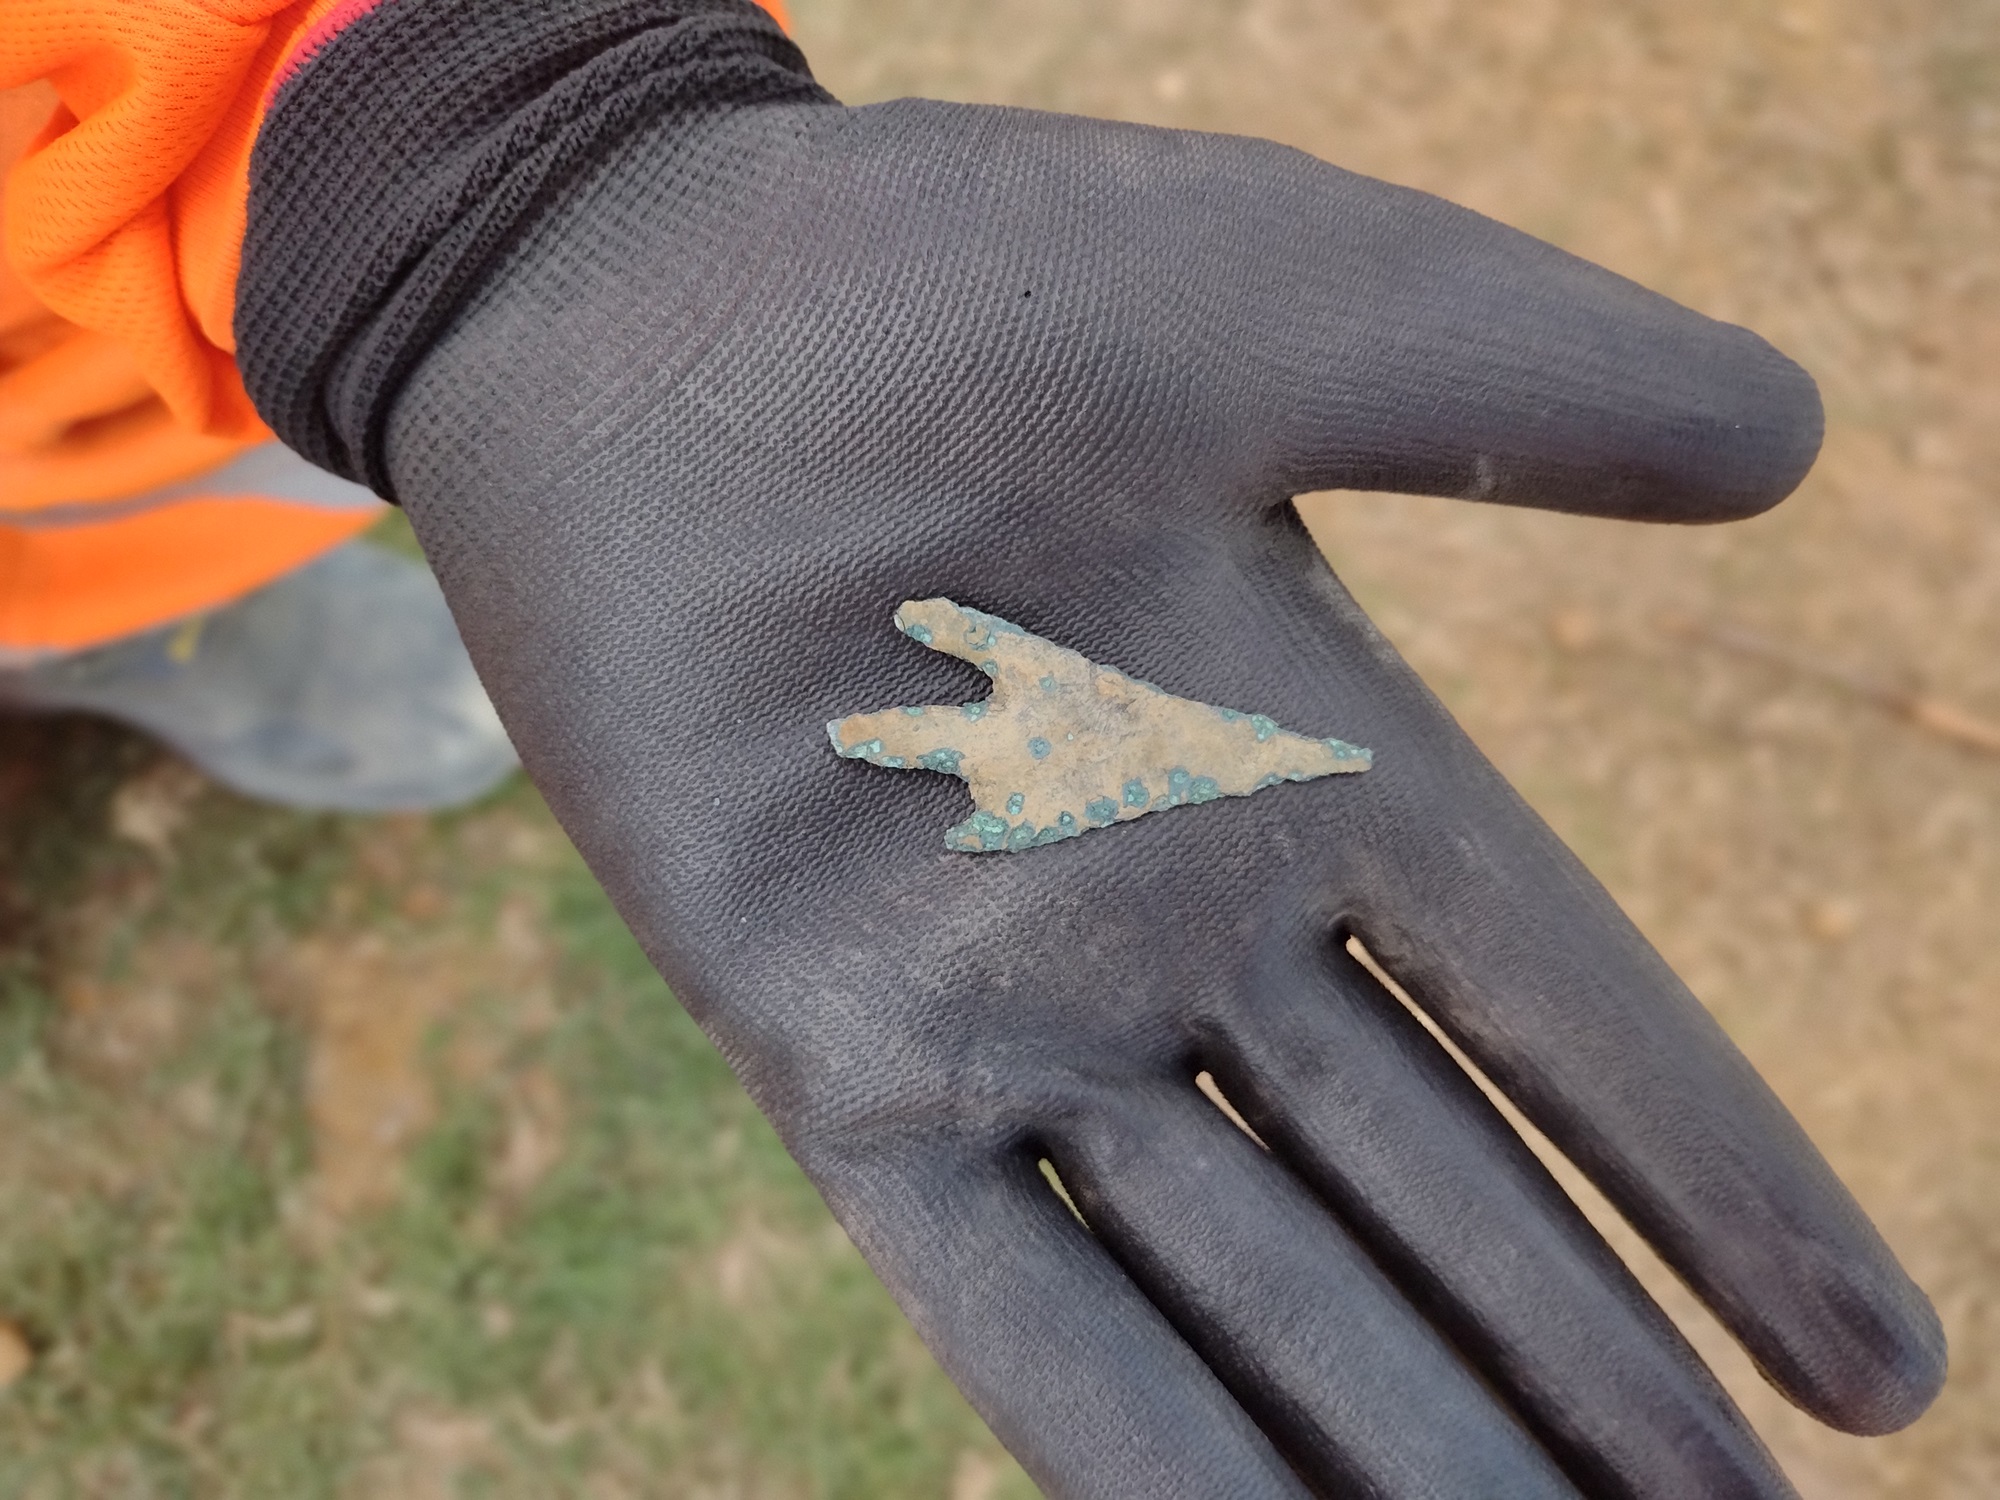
left=828, top=598, right=1371, bottom=852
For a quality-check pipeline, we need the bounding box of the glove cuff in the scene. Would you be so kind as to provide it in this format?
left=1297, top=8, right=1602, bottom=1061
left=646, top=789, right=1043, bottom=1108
left=236, top=0, right=831, bottom=499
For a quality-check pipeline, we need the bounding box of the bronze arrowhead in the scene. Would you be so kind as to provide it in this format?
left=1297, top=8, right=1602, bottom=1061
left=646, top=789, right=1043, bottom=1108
left=828, top=599, right=1371, bottom=853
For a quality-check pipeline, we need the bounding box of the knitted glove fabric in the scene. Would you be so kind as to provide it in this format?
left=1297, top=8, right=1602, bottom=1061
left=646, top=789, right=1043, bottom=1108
left=239, top=4, right=1945, bottom=1495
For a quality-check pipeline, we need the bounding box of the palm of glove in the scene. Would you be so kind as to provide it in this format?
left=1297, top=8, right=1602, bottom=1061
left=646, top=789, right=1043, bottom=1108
left=387, top=98, right=1941, bottom=1498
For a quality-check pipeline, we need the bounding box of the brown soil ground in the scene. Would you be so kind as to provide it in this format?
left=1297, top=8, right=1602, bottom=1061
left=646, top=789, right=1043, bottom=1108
left=789, top=0, right=2000, bottom=1493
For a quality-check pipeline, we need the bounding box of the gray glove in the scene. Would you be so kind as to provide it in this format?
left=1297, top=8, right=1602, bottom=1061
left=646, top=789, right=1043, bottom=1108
left=239, top=4, right=1944, bottom=1494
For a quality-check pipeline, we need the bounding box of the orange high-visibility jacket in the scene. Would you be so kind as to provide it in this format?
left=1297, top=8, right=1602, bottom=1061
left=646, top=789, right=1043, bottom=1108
left=0, top=0, right=786, bottom=655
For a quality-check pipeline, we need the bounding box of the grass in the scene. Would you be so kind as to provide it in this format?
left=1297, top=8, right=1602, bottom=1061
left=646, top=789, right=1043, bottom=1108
left=0, top=714, right=1032, bottom=1499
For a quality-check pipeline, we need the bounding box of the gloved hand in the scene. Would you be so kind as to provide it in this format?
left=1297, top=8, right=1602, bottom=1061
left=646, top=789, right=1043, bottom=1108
left=238, top=4, right=1944, bottom=1494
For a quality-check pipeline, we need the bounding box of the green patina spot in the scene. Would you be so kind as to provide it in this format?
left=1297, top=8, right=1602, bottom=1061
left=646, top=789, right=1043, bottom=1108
left=825, top=731, right=887, bottom=759
left=830, top=599, right=1371, bottom=854
left=945, top=809, right=1010, bottom=852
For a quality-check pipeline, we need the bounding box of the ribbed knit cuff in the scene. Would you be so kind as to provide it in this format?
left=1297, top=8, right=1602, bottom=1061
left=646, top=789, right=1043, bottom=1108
left=236, top=0, right=830, bottom=499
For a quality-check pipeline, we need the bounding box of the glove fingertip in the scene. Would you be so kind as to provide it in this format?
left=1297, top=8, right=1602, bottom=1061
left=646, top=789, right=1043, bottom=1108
left=1659, top=324, right=1824, bottom=524
left=1793, top=1283, right=1947, bottom=1437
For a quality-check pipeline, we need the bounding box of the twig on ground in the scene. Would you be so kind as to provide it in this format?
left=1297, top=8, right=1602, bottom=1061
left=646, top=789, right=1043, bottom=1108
left=1662, top=613, right=2000, bottom=757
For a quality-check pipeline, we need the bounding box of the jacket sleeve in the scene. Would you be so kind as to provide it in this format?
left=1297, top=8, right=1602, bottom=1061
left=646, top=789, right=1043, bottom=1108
left=0, top=0, right=789, bottom=458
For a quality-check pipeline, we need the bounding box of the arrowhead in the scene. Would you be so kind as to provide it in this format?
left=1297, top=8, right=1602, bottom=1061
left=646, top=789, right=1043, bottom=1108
left=828, top=599, right=1371, bottom=853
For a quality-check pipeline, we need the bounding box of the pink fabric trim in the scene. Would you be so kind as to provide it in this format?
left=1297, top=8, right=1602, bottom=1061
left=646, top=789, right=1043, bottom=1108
left=265, top=0, right=389, bottom=105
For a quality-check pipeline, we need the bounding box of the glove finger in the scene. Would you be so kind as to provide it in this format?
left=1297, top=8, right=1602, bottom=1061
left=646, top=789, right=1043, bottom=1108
left=734, top=101, right=1816, bottom=529
left=801, top=1135, right=1313, bottom=1500
left=1048, top=1087, right=1582, bottom=1499
left=1165, top=528, right=1947, bottom=1437
left=1335, top=699, right=1946, bottom=1435
left=1237, top=144, right=1822, bottom=522
left=1207, top=927, right=1796, bottom=1499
